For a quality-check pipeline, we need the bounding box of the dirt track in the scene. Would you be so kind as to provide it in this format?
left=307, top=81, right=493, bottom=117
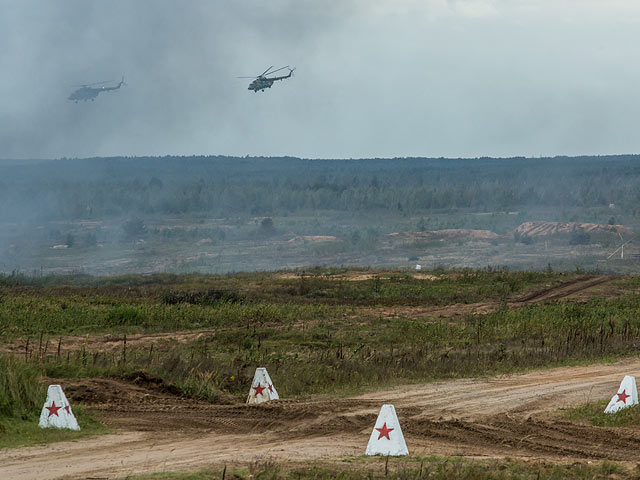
left=3, top=357, right=640, bottom=479
left=365, top=275, right=620, bottom=320
left=510, top=275, right=616, bottom=305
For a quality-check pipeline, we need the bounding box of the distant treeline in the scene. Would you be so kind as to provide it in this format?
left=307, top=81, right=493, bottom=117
left=1, top=155, right=639, bottom=221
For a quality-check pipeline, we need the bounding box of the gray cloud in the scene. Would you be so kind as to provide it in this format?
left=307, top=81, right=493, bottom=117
left=1, top=0, right=639, bottom=159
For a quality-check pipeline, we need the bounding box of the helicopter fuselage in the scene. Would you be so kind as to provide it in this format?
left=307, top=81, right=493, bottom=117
left=68, top=87, right=101, bottom=102
left=248, top=77, right=275, bottom=92
left=247, top=70, right=293, bottom=92
left=68, top=78, right=125, bottom=102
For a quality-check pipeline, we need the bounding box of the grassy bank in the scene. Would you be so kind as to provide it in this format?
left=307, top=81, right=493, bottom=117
left=0, top=406, right=107, bottom=449
left=563, top=401, right=640, bottom=428
left=0, top=354, right=107, bottom=448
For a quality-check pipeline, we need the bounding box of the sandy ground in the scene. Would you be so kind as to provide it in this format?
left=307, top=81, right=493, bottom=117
left=3, top=358, right=640, bottom=479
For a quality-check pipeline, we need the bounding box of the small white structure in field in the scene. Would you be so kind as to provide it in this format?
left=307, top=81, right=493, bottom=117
left=365, top=404, right=408, bottom=456
left=246, top=367, right=279, bottom=404
left=415, top=264, right=422, bottom=271
left=39, top=385, right=80, bottom=431
left=605, top=375, right=639, bottom=414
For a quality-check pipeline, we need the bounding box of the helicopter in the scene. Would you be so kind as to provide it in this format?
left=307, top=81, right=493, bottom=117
left=238, top=66, right=295, bottom=92
left=68, top=77, right=126, bottom=103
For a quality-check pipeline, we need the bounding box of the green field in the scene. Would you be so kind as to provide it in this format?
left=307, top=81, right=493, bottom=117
left=1, top=270, right=639, bottom=404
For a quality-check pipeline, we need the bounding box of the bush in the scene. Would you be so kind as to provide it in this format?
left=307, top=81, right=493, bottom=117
left=104, top=306, right=145, bottom=327
left=258, top=217, right=276, bottom=237
left=513, top=231, right=533, bottom=244
left=569, top=227, right=591, bottom=245
left=122, top=218, right=147, bottom=238
left=162, top=289, right=244, bottom=306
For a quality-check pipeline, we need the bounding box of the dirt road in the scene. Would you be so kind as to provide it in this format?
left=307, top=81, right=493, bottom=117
left=365, top=274, right=619, bottom=320
left=3, top=357, right=640, bottom=480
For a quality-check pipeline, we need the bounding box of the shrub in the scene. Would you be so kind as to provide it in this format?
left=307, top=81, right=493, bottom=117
left=104, top=306, right=145, bottom=327
left=122, top=218, right=147, bottom=238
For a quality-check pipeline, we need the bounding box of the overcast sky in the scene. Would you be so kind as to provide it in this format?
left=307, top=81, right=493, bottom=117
left=2, top=0, right=640, bottom=159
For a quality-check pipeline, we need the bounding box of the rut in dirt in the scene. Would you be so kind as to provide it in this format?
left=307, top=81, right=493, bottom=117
left=511, top=275, right=615, bottom=305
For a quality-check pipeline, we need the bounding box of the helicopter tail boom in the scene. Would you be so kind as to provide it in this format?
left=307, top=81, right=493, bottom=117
left=270, top=68, right=295, bottom=81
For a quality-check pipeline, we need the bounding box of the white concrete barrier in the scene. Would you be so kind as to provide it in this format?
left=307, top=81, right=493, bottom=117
left=605, top=375, right=639, bottom=414
left=39, top=385, right=80, bottom=431
left=365, top=404, right=408, bottom=456
left=246, top=367, right=279, bottom=404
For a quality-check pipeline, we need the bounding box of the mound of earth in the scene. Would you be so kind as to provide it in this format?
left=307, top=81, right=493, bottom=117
left=287, top=235, right=337, bottom=244
left=51, top=372, right=185, bottom=405
left=514, top=221, right=631, bottom=237
left=389, top=229, right=500, bottom=243
left=390, top=221, right=632, bottom=245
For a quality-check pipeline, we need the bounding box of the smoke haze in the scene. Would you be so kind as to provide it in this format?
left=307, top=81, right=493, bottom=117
left=2, top=0, right=640, bottom=159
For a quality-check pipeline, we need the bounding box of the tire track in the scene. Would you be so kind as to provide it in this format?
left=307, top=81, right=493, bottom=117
left=510, top=275, right=614, bottom=305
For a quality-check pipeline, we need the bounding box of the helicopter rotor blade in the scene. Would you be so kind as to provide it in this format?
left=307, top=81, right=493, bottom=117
left=72, top=80, right=115, bottom=87
left=260, top=65, right=275, bottom=77
left=265, top=65, right=290, bottom=76
left=238, top=65, right=291, bottom=80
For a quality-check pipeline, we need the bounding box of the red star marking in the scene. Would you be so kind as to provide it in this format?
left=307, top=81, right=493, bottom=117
left=64, top=405, right=71, bottom=414
left=375, top=422, right=394, bottom=440
left=254, top=384, right=265, bottom=396
left=268, top=383, right=274, bottom=393
left=617, top=389, right=630, bottom=404
left=46, top=401, right=61, bottom=417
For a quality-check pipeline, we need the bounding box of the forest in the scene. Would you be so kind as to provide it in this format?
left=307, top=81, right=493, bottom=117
left=1, top=155, right=639, bottom=223
left=1, top=155, right=638, bottom=275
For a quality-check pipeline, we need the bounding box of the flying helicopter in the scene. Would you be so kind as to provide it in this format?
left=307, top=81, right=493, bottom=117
left=238, top=66, right=295, bottom=92
left=68, top=77, right=126, bottom=103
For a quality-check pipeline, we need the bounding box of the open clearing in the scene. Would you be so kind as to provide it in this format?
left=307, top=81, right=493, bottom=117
left=3, top=358, right=640, bottom=479
left=2, top=271, right=640, bottom=479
